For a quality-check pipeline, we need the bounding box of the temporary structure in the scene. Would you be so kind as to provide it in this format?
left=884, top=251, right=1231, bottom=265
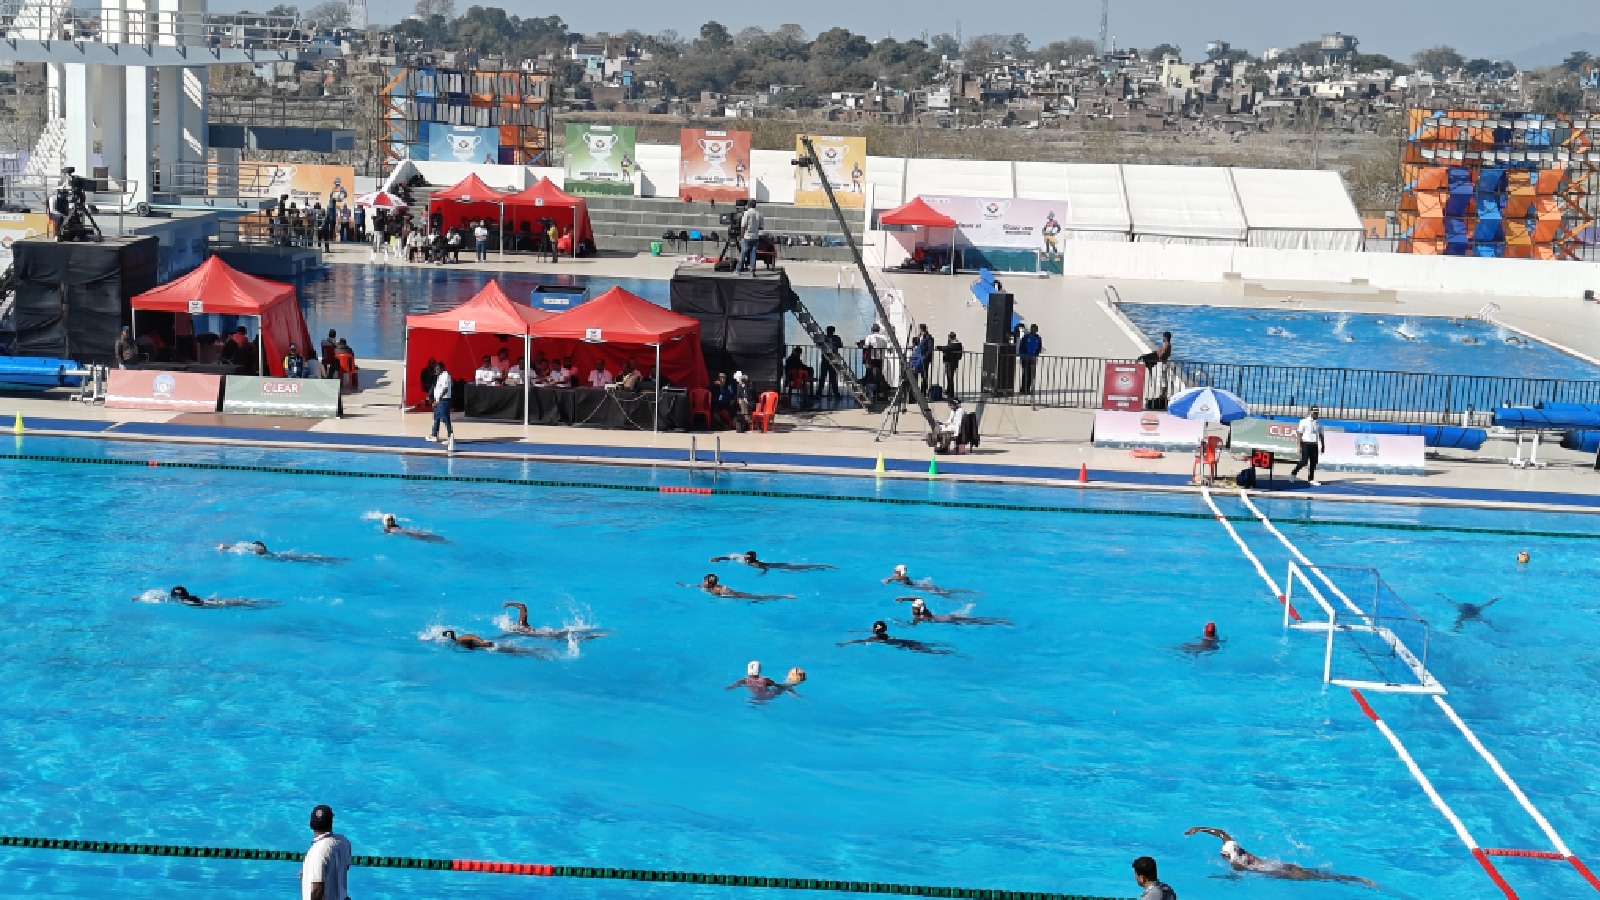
left=878, top=196, right=958, bottom=272
left=427, top=173, right=510, bottom=237
left=130, top=255, right=310, bottom=377
left=403, top=279, right=555, bottom=421
left=500, top=177, right=596, bottom=257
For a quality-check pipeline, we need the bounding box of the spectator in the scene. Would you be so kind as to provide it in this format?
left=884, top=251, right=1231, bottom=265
left=475, top=355, right=498, bottom=386
left=320, top=330, right=339, bottom=377
left=338, top=204, right=352, bottom=242
left=861, top=323, right=890, bottom=400
left=557, top=228, right=573, bottom=256
left=937, top=331, right=964, bottom=398
left=549, top=357, right=572, bottom=387
left=710, top=372, right=736, bottom=427
left=1132, top=856, right=1176, bottom=900
left=1139, top=331, right=1173, bottom=370
left=736, top=201, right=763, bottom=274
left=909, top=323, right=934, bottom=394
left=428, top=365, right=453, bottom=442
left=447, top=227, right=464, bottom=263
left=301, top=805, right=352, bottom=900
left=785, top=347, right=812, bottom=401
left=352, top=204, right=365, bottom=243
left=1018, top=324, right=1043, bottom=394
left=733, top=370, right=753, bottom=429
left=302, top=348, right=323, bottom=379
left=587, top=359, right=614, bottom=388
left=492, top=348, right=513, bottom=380
left=430, top=230, right=446, bottom=265
left=406, top=228, right=423, bottom=263
left=617, top=357, right=644, bottom=390
left=283, top=343, right=305, bottom=378
left=114, top=326, right=140, bottom=369
left=506, top=356, right=524, bottom=386
left=818, top=325, right=843, bottom=400
left=334, top=338, right=358, bottom=391
left=474, top=221, right=489, bottom=262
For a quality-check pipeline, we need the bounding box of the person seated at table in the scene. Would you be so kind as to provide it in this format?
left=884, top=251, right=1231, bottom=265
left=542, top=359, right=565, bottom=387
left=642, top=365, right=671, bottom=392
left=617, top=358, right=644, bottom=390
left=587, top=359, right=615, bottom=388
left=493, top=348, right=513, bottom=379
left=533, top=352, right=550, bottom=374
left=505, top=357, right=524, bottom=386
left=475, top=355, right=498, bottom=386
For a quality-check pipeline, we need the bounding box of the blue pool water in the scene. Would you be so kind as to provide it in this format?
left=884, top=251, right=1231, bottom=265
left=1120, top=303, right=1600, bottom=379
left=293, top=265, right=873, bottom=360
left=1, top=436, right=1597, bottom=899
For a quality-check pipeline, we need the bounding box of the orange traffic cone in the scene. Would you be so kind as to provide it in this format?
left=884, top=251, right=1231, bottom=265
left=1078, top=463, right=1089, bottom=484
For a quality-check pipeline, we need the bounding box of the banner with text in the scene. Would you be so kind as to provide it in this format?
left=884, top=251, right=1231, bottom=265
left=222, top=376, right=342, bottom=418
left=105, top=370, right=222, bottom=412
left=923, top=196, right=1064, bottom=256
left=679, top=128, right=751, bottom=202
left=564, top=124, right=637, bottom=196
left=1091, top=409, right=1206, bottom=450
left=1320, top=432, right=1426, bottom=475
left=427, top=124, right=502, bottom=163
left=794, top=135, right=866, bottom=208
left=0, top=212, right=48, bottom=270
left=1100, top=362, right=1145, bottom=411
left=234, top=163, right=357, bottom=207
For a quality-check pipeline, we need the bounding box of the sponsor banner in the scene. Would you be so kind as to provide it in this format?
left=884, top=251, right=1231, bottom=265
left=104, top=370, right=222, bottom=412
left=679, top=128, right=751, bottom=202
left=222, top=375, right=342, bottom=418
left=1228, top=417, right=1304, bottom=461
left=923, top=196, right=1065, bottom=255
left=794, top=135, right=866, bottom=208
left=1092, top=409, right=1206, bottom=450
left=233, top=162, right=356, bottom=207
left=0, top=212, right=48, bottom=269
left=1100, top=362, right=1145, bottom=411
left=1321, top=432, right=1426, bottom=475
left=564, top=124, right=637, bottom=196
left=427, top=124, right=501, bottom=163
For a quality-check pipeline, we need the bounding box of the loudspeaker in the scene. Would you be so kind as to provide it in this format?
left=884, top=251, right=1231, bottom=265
left=981, top=342, right=1015, bottom=395
left=984, top=291, right=1014, bottom=345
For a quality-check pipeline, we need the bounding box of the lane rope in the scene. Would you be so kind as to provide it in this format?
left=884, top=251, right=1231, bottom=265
left=0, top=836, right=1124, bottom=900
left=1200, top=487, right=1296, bottom=619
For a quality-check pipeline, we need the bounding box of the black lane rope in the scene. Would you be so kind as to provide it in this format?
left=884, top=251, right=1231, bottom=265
left=0, top=836, right=1127, bottom=900
left=0, top=452, right=1595, bottom=540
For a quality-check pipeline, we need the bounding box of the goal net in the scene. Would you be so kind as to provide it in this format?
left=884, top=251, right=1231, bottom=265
left=1284, top=563, right=1442, bottom=695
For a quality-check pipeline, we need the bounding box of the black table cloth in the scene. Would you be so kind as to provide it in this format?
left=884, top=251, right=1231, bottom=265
left=464, top=385, right=691, bottom=430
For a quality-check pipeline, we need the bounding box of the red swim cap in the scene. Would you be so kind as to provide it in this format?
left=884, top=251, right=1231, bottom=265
left=1204, top=622, right=1218, bottom=639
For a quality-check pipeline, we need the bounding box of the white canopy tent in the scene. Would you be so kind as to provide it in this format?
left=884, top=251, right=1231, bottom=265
left=1015, top=162, right=1132, bottom=242
left=1122, top=164, right=1248, bottom=244
left=1231, top=168, right=1365, bottom=251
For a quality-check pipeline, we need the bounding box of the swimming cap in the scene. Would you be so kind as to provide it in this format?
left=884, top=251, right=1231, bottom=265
left=747, top=661, right=761, bottom=678
left=893, top=564, right=907, bottom=576
left=872, top=620, right=887, bottom=634
left=911, top=598, right=926, bottom=610
left=1204, top=622, right=1217, bottom=639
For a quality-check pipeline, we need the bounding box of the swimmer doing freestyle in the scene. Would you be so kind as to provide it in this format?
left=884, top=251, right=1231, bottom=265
left=725, top=660, right=807, bottom=700
left=881, top=564, right=975, bottom=598
left=380, top=514, right=448, bottom=543
left=439, top=629, right=495, bottom=650
left=710, top=551, right=836, bottom=575
left=1184, top=828, right=1374, bottom=886
left=500, top=602, right=607, bottom=642
left=152, top=586, right=267, bottom=608
left=837, top=620, right=953, bottom=655
left=897, top=597, right=1010, bottom=626
left=685, top=574, right=794, bottom=602
left=215, top=540, right=343, bottom=564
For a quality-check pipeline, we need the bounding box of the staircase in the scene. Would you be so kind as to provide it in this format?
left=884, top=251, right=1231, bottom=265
left=23, top=116, right=65, bottom=182
left=792, top=296, right=873, bottom=408
left=582, top=195, right=863, bottom=262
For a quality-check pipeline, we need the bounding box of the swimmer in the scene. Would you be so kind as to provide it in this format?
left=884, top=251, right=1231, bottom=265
left=1517, top=550, right=1530, bottom=564
left=216, top=540, right=270, bottom=556
left=1178, top=622, right=1225, bottom=656
left=499, top=602, right=608, bottom=642
left=145, top=586, right=269, bottom=608
left=1460, top=336, right=1479, bottom=345
left=710, top=551, right=836, bottom=574
left=1266, top=326, right=1289, bottom=337
left=683, top=574, right=794, bottom=602
left=897, top=596, right=1010, bottom=626
left=1184, top=828, right=1374, bottom=886
left=881, top=565, right=975, bottom=598
left=380, top=513, right=448, bottom=544
left=439, top=629, right=495, bottom=650
left=216, top=540, right=344, bottom=564
left=726, top=661, right=807, bottom=701
left=837, top=620, right=953, bottom=655
left=1439, top=593, right=1500, bottom=633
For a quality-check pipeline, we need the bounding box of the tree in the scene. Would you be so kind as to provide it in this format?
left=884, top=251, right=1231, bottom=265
left=1563, top=50, right=1593, bottom=72
left=1350, top=52, right=1410, bottom=74
left=928, top=33, right=959, bottom=57
left=412, top=0, right=453, bottom=20
left=1411, top=45, right=1463, bottom=74
left=967, top=33, right=1028, bottom=59
left=303, top=0, right=348, bottom=30
left=811, top=27, right=870, bottom=64
left=264, top=3, right=298, bottom=15
left=1144, top=43, right=1181, bottom=62
left=1033, top=37, right=1097, bottom=62
left=696, top=21, right=731, bottom=51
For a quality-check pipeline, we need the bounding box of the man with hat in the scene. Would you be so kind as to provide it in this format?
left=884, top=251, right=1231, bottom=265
left=301, top=804, right=352, bottom=900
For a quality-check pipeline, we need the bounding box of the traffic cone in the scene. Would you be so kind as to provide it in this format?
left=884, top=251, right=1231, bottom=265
left=927, top=456, right=938, bottom=477
left=11, top=412, right=21, bottom=434
left=1078, top=463, right=1089, bottom=483
left=874, top=453, right=885, bottom=474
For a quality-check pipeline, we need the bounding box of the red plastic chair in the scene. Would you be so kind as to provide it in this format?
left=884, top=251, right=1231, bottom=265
left=689, top=388, right=713, bottom=430
left=336, top=352, right=359, bottom=391
left=1193, top=435, right=1223, bottom=484
left=785, top=367, right=809, bottom=405
left=751, top=391, right=779, bottom=433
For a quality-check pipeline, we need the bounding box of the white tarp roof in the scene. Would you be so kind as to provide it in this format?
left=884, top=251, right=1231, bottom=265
left=1121, top=164, right=1247, bottom=242
left=1230, top=167, right=1364, bottom=250
left=1054, top=163, right=1130, bottom=232
left=904, top=158, right=1014, bottom=199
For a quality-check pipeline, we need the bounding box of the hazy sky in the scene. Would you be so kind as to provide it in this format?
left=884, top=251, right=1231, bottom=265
left=347, top=0, right=1598, bottom=64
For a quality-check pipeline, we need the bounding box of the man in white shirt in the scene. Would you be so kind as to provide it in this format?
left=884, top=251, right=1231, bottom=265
left=1289, top=406, right=1327, bottom=486
left=861, top=323, right=890, bottom=400
left=474, top=355, right=498, bottom=386
left=587, top=360, right=614, bottom=388
left=474, top=221, right=490, bottom=261
left=505, top=358, right=523, bottom=386
left=300, top=805, right=351, bottom=900
left=492, top=348, right=512, bottom=379
left=428, top=365, right=453, bottom=441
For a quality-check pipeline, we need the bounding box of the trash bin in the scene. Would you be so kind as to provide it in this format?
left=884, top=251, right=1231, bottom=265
left=650, top=241, right=663, bottom=256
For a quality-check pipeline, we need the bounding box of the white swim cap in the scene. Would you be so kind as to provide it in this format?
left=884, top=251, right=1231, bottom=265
left=747, top=660, right=761, bottom=677
left=911, top=598, right=926, bottom=610
left=894, top=564, right=907, bottom=576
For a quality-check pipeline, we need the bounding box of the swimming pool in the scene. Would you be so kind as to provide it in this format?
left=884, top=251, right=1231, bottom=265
left=294, top=265, right=873, bottom=360
left=1119, top=303, right=1600, bottom=380
left=0, top=436, right=1596, bottom=899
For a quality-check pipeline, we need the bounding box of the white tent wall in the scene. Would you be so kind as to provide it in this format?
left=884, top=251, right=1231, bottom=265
left=632, top=143, right=681, bottom=198
left=407, top=161, right=528, bottom=191
left=1037, top=162, right=1131, bottom=240
left=865, top=156, right=907, bottom=212
left=526, top=166, right=564, bottom=186
left=1231, top=168, right=1364, bottom=252
left=1122, top=164, right=1247, bottom=243
left=750, top=149, right=796, bottom=204
left=904, top=158, right=1014, bottom=199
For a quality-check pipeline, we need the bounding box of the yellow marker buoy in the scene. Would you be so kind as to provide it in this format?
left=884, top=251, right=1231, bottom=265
left=12, top=412, right=21, bottom=434
left=874, top=453, right=885, bottom=474
left=927, top=456, right=938, bottom=477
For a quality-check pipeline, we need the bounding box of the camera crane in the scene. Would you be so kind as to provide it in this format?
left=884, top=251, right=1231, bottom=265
left=794, top=135, right=937, bottom=438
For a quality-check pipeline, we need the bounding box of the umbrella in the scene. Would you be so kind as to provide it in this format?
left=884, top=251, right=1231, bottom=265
left=1167, top=386, right=1249, bottom=423
left=354, top=191, right=407, bottom=209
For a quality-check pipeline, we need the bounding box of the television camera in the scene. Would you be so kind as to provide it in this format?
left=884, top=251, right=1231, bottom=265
left=54, top=167, right=102, bottom=243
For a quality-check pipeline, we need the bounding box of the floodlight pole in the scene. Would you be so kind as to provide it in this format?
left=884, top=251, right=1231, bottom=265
left=797, top=135, right=937, bottom=437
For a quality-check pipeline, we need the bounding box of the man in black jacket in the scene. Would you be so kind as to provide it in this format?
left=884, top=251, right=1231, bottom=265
left=936, top=331, right=964, bottom=397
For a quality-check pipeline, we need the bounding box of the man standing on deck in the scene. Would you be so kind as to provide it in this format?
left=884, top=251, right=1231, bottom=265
left=428, top=364, right=454, bottom=443
left=1018, top=324, right=1043, bottom=394
left=1289, top=406, right=1327, bottom=487
left=301, top=805, right=351, bottom=900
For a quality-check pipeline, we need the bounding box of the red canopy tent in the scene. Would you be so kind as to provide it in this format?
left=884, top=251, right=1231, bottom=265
left=428, top=173, right=511, bottom=235
left=531, top=287, right=708, bottom=400
left=130, top=255, right=310, bottom=376
left=500, top=178, right=595, bottom=257
left=403, top=280, right=555, bottom=415
left=879, top=196, right=958, bottom=275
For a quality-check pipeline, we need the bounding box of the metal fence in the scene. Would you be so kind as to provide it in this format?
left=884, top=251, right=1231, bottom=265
left=776, top=344, right=1600, bottom=425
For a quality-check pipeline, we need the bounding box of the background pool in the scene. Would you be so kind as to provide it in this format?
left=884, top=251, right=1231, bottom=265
left=0, top=436, right=1596, bottom=899
left=294, top=265, right=874, bottom=360
left=1120, top=303, right=1600, bottom=379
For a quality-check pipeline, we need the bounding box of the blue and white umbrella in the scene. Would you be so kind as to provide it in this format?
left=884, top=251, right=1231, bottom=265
left=1166, top=386, right=1249, bottom=423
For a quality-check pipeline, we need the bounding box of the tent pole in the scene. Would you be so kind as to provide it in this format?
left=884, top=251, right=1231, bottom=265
left=257, top=315, right=265, bottom=376
left=523, top=332, right=531, bottom=427
left=500, top=203, right=506, bottom=261
left=401, top=325, right=409, bottom=419
left=653, top=342, right=660, bottom=437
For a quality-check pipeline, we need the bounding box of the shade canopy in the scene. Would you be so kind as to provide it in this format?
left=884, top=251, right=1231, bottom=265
left=354, top=191, right=407, bottom=208
left=403, top=280, right=555, bottom=407
left=427, top=173, right=512, bottom=233
left=499, top=178, right=596, bottom=254
left=531, top=286, right=707, bottom=390
left=131, top=256, right=310, bottom=377
left=433, top=173, right=511, bottom=204
left=880, top=196, right=957, bottom=228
